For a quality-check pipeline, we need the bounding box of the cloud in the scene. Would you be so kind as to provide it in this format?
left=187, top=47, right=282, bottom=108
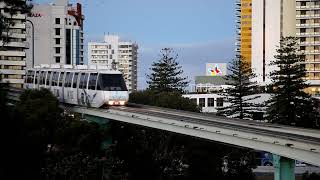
left=137, top=39, right=235, bottom=90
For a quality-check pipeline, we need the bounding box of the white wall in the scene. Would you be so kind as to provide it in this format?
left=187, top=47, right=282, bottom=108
left=252, top=0, right=296, bottom=84
left=252, top=0, right=264, bottom=83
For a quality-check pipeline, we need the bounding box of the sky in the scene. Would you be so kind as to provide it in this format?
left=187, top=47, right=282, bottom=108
left=34, top=0, right=236, bottom=89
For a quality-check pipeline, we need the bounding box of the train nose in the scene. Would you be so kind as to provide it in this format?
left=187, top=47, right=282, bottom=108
left=107, top=91, right=129, bottom=106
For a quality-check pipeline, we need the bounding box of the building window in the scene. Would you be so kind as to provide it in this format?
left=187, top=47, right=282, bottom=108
left=55, top=38, right=60, bottom=45
left=217, top=98, right=224, bottom=107
left=55, top=18, right=60, bottom=24
left=55, top=47, right=60, bottom=54
left=55, top=28, right=60, bottom=35
left=190, top=98, right=197, bottom=104
left=55, top=56, right=60, bottom=63
left=207, top=98, right=215, bottom=107
left=199, top=98, right=205, bottom=108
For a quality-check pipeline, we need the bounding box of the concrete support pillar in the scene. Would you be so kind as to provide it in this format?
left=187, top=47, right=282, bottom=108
left=83, top=115, right=112, bottom=148
left=273, top=154, right=295, bottom=180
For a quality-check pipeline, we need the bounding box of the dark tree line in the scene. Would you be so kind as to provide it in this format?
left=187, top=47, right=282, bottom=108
left=0, top=88, right=107, bottom=179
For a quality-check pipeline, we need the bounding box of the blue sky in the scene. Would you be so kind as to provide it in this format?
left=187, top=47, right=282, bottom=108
left=35, top=0, right=236, bottom=89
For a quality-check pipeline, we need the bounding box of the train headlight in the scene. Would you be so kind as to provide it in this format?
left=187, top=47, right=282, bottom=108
left=108, top=101, right=114, bottom=105
left=119, top=101, right=126, bottom=106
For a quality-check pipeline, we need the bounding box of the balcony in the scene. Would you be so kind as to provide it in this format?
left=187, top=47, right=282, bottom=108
left=0, top=69, right=25, bottom=75
left=296, top=14, right=320, bottom=19
left=296, top=5, right=320, bottom=10
left=0, top=60, right=25, bottom=66
left=296, top=32, right=320, bottom=37
left=299, top=41, right=320, bottom=46
left=299, top=50, right=320, bottom=55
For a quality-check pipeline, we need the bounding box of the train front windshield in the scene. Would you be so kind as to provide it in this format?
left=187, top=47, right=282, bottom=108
left=97, top=74, right=128, bottom=91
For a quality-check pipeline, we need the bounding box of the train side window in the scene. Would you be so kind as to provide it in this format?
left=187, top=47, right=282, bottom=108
left=39, top=71, right=43, bottom=85
left=46, top=71, right=52, bottom=86
left=51, top=72, right=58, bottom=86
left=79, top=73, right=85, bottom=89
left=88, top=73, right=98, bottom=90
left=31, top=71, right=35, bottom=84
left=80, top=73, right=89, bottom=89
left=43, top=71, right=47, bottom=85
left=73, top=73, right=79, bottom=88
left=34, top=71, right=39, bottom=84
left=40, top=71, right=46, bottom=85
left=25, top=70, right=30, bottom=83
left=83, top=73, right=89, bottom=89
left=68, top=73, right=74, bottom=87
left=59, top=72, right=64, bottom=87
left=27, top=70, right=34, bottom=83
left=64, top=72, right=71, bottom=87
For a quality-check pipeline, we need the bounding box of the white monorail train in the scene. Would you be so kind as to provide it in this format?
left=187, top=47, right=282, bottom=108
left=24, top=67, right=129, bottom=107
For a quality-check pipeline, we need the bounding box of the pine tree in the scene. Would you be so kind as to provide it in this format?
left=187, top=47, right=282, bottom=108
left=217, top=55, right=260, bottom=119
left=266, top=37, right=318, bottom=128
left=147, top=48, right=189, bottom=93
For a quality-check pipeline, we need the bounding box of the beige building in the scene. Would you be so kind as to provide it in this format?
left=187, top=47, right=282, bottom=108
left=249, top=0, right=320, bottom=95
left=296, top=0, right=320, bottom=94
left=0, top=1, right=27, bottom=88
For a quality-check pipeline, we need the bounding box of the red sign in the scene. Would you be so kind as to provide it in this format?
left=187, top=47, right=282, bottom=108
left=28, top=13, right=43, bottom=17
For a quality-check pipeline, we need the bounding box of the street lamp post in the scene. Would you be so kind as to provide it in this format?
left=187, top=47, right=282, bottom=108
left=26, top=19, right=34, bottom=68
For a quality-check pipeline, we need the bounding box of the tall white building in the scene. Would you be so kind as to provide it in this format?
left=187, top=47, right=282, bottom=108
left=0, top=0, right=28, bottom=88
left=88, top=35, right=138, bottom=92
left=26, top=0, right=84, bottom=68
left=251, top=0, right=296, bottom=84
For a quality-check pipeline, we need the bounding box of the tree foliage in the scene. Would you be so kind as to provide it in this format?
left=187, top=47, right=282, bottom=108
left=217, top=55, right=260, bottom=119
left=266, top=37, right=319, bottom=128
left=0, top=89, right=106, bottom=179
left=129, top=90, right=200, bottom=112
left=302, top=172, right=320, bottom=180
left=106, top=122, right=256, bottom=180
left=147, top=48, right=189, bottom=93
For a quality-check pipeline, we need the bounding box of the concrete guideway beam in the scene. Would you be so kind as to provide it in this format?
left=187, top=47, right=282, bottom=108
left=69, top=106, right=320, bottom=166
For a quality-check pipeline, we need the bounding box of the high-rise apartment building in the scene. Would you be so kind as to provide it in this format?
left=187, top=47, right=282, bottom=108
left=236, top=0, right=252, bottom=66
left=88, top=35, right=138, bottom=92
left=296, top=0, right=320, bottom=94
left=0, top=1, right=28, bottom=88
left=248, top=0, right=320, bottom=94
left=26, top=0, right=84, bottom=68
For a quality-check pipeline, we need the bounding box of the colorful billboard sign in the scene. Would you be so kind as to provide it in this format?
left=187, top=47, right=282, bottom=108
left=206, top=63, right=227, bottom=76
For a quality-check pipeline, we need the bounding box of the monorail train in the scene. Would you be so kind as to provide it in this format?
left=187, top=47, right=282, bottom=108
left=24, top=67, right=129, bottom=107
